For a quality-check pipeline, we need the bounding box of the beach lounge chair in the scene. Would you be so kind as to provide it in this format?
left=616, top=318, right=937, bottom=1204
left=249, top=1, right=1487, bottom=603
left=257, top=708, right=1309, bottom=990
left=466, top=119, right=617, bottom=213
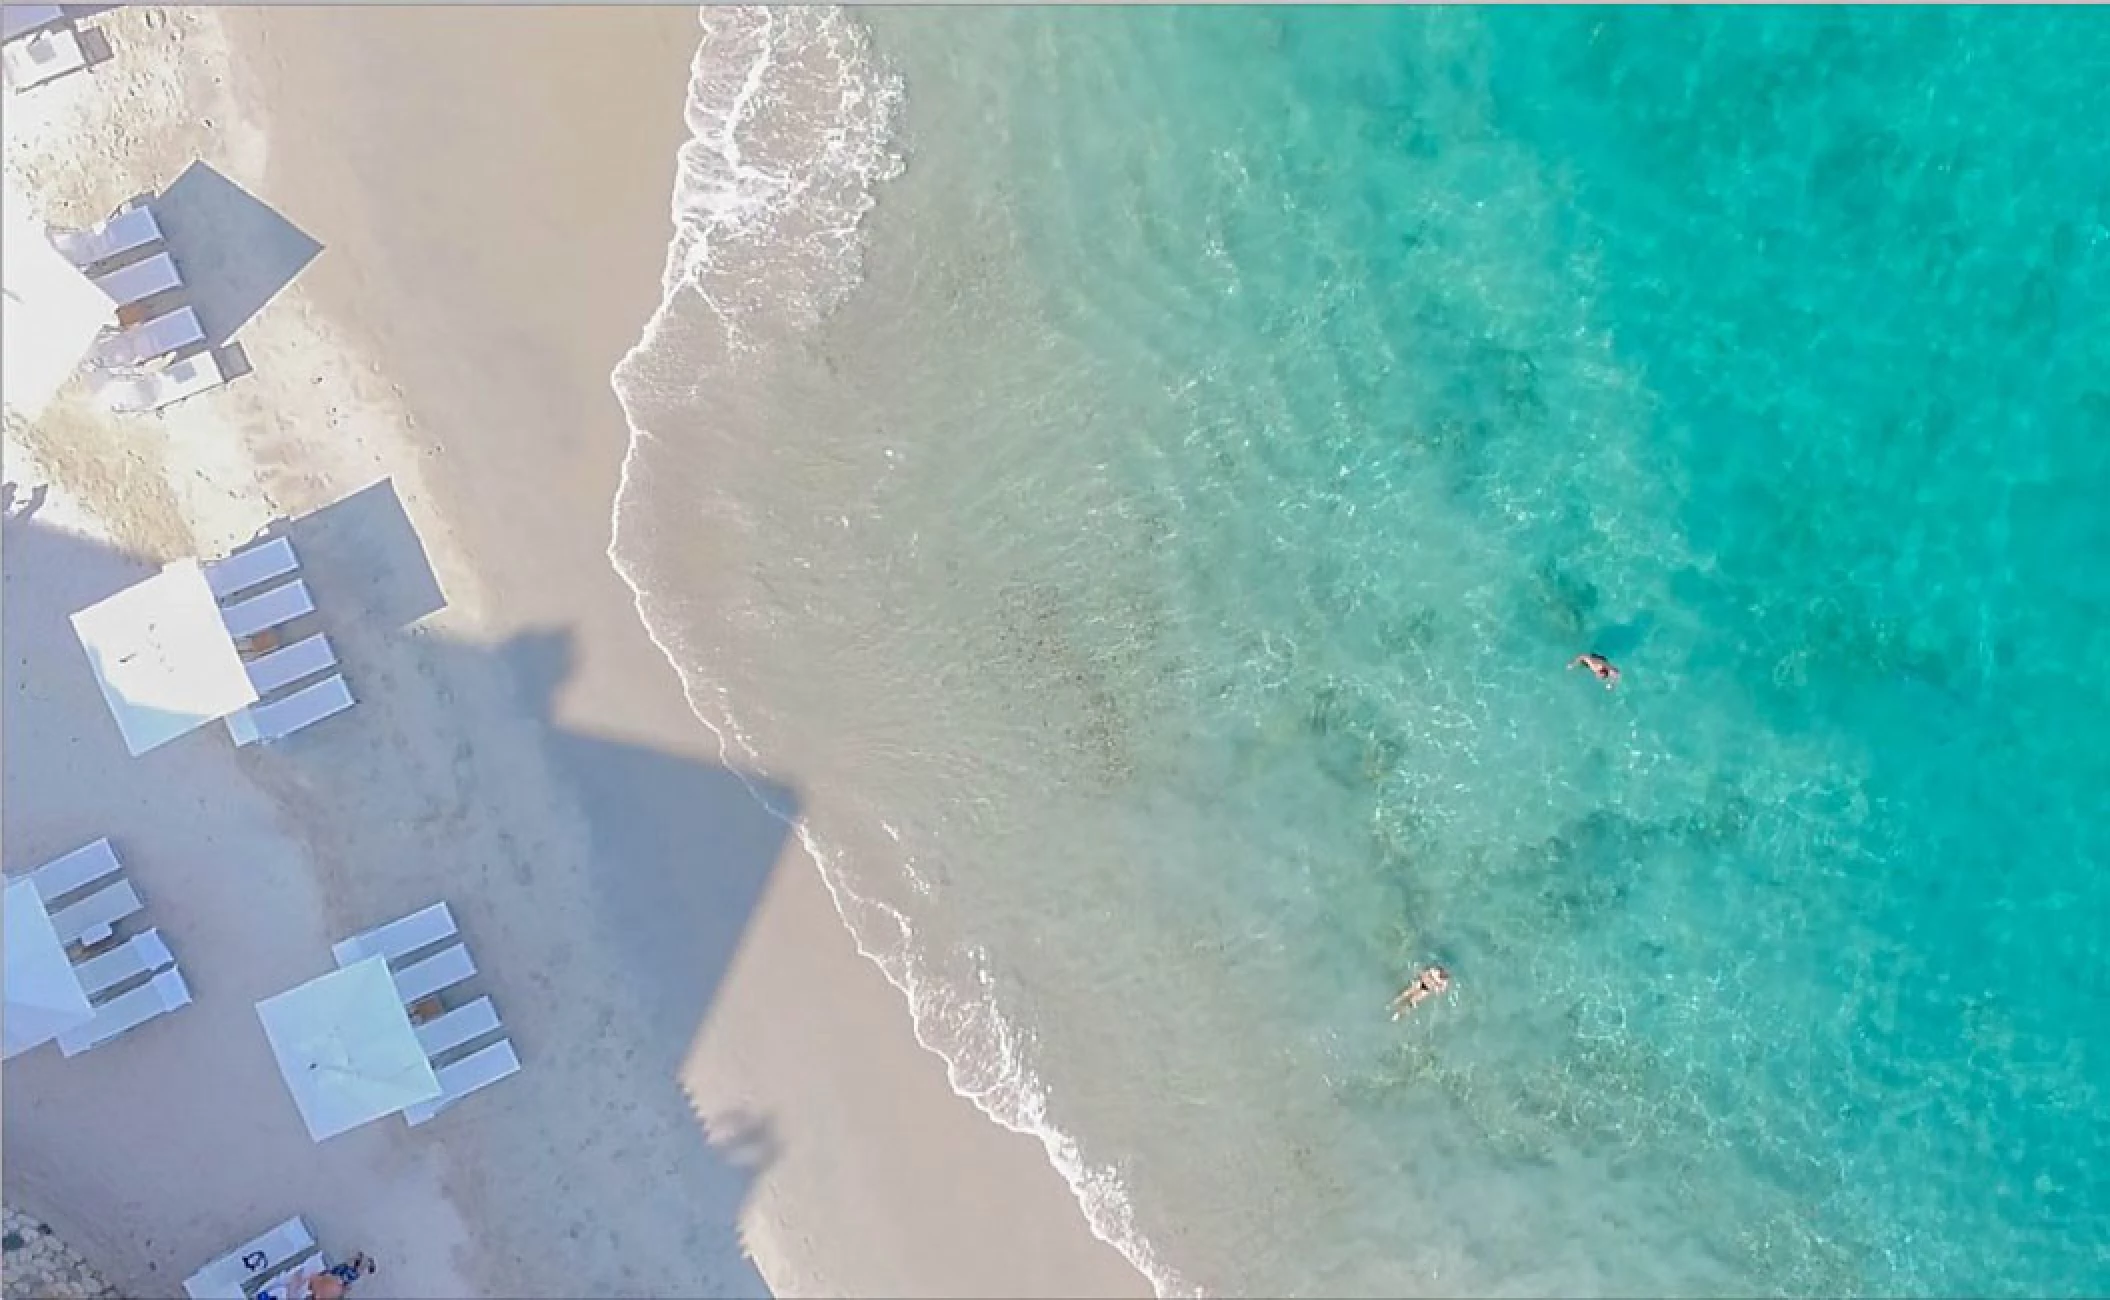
left=414, top=995, right=502, bottom=1061
left=391, top=943, right=475, bottom=1006
left=89, top=251, right=184, bottom=310
left=27, top=837, right=121, bottom=906
left=244, top=634, right=336, bottom=697
left=90, top=305, right=205, bottom=369
left=102, top=348, right=230, bottom=414
left=224, top=673, right=354, bottom=747
left=403, top=1039, right=520, bottom=1127
left=333, top=901, right=457, bottom=969
left=52, top=204, right=162, bottom=271
left=1, top=5, right=65, bottom=43
left=220, top=578, right=314, bottom=640
left=71, top=927, right=174, bottom=1000
left=3, top=23, right=84, bottom=91
left=55, top=966, right=190, bottom=1057
left=203, top=536, right=300, bottom=601
left=47, top=878, right=142, bottom=950
left=182, top=1217, right=322, bottom=1300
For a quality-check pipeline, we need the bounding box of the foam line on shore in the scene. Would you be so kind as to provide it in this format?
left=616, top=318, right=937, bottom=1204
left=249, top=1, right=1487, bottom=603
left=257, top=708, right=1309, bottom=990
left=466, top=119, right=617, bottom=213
left=602, top=7, right=1187, bottom=1295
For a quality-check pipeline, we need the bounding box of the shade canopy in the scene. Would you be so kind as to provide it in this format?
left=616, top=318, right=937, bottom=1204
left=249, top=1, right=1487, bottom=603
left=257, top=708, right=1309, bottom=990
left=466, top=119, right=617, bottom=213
left=70, top=559, right=259, bottom=757
left=2, top=177, right=114, bottom=421
left=3, top=879, right=95, bottom=1059
left=256, top=956, right=440, bottom=1142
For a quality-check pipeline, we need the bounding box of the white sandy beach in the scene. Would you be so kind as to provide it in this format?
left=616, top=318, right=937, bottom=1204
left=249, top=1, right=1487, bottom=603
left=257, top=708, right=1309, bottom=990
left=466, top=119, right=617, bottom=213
left=3, top=8, right=1146, bottom=1297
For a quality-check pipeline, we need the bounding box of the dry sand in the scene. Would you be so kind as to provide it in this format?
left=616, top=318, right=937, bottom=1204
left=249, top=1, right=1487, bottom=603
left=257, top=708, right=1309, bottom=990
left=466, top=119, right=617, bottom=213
left=3, top=7, right=1146, bottom=1298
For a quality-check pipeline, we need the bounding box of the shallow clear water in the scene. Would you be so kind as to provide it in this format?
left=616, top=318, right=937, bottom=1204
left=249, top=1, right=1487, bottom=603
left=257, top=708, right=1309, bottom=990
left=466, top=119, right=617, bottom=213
left=611, top=9, right=2110, bottom=1295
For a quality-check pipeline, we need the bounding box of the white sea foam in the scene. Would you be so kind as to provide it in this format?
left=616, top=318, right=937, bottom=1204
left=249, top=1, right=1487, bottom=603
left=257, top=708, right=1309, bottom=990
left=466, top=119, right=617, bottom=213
left=655, top=7, right=904, bottom=342
left=606, top=8, right=1188, bottom=1295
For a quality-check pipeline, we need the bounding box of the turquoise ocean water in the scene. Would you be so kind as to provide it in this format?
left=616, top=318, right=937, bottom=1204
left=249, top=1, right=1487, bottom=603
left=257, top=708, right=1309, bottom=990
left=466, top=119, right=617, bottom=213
left=610, top=9, right=2110, bottom=1294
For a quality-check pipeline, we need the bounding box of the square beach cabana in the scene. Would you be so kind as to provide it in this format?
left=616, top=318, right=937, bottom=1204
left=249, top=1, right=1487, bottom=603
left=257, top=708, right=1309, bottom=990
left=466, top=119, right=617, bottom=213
left=2, top=178, right=116, bottom=421
left=255, top=956, right=442, bottom=1142
left=3, top=878, right=95, bottom=1059
left=69, top=559, right=259, bottom=757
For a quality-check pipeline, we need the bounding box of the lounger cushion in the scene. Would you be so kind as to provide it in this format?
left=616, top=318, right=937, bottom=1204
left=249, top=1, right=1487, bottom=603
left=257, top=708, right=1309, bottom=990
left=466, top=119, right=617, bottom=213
left=203, top=536, right=299, bottom=600
left=332, top=901, right=457, bottom=968
left=219, top=578, right=314, bottom=640
left=404, top=1039, right=520, bottom=1126
left=391, top=943, right=475, bottom=1005
left=72, top=927, right=174, bottom=999
left=244, top=634, right=336, bottom=697
left=55, top=967, right=189, bottom=1056
left=47, top=878, right=142, bottom=947
left=28, top=837, right=121, bottom=904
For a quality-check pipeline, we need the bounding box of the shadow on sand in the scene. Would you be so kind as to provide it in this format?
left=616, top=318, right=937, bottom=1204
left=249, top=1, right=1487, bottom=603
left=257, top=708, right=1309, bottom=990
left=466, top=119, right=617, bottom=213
left=154, top=161, right=323, bottom=350
left=2, top=499, right=789, bottom=1298
left=271, top=478, right=449, bottom=634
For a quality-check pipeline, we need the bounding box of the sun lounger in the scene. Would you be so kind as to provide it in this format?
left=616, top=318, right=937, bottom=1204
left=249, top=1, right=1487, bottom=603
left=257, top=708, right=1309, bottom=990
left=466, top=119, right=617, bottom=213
left=204, top=536, right=300, bottom=600
left=333, top=901, right=457, bottom=969
left=90, top=251, right=184, bottom=310
left=391, top=943, right=475, bottom=1006
left=220, top=578, right=314, bottom=640
left=27, top=837, right=121, bottom=906
left=224, top=673, right=354, bottom=747
left=72, top=927, right=174, bottom=1000
left=3, top=23, right=84, bottom=91
left=102, top=348, right=230, bottom=414
left=403, top=1038, right=520, bottom=1127
left=415, top=995, right=502, bottom=1061
left=183, top=1217, right=321, bottom=1300
left=52, top=204, right=162, bottom=271
left=1, top=5, right=65, bottom=43
left=55, top=966, right=189, bottom=1057
left=47, top=878, right=142, bottom=949
left=91, top=305, right=205, bottom=369
left=244, top=634, right=336, bottom=697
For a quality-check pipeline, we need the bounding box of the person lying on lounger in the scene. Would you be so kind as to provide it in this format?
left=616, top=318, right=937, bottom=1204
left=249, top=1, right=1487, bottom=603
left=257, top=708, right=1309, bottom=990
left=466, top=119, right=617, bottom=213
left=259, top=1253, right=375, bottom=1300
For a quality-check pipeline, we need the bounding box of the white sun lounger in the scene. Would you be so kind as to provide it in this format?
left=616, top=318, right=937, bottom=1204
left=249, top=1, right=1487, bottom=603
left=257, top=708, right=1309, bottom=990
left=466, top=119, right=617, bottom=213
left=244, top=634, right=336, bottom=697
left=224, top=673, right=354, bottom=747
left=392, top=943, right=475, bottom=1006
left=52, top=205, right=162, bottom=271
left=3, top=23, right=84, bottom=91
left=182, top=1217, right=321, bottom=1300
left=47, top=878, right=142, bottom=949
left=220, top=578, right=314, bottom=640
left=415, top=995, right=501, bottom=1061
left=204, top=536, right=300, bottom=600
left=333, top=901, right=457, bottom=969
left=102, top=348, right=230, bottom=414
left=1, top=5, right=65, bottom=43
left=72, top=927, right=174, bottom=1000
left=27, top=837, right=121, bottom=905
left=55, top=967, right=190, bottom=1057
left=90, top=251, right=184, bottom=310
left=403, top=1039, right=520, bottom=1127
left=91, top=305, right=205, bottom=369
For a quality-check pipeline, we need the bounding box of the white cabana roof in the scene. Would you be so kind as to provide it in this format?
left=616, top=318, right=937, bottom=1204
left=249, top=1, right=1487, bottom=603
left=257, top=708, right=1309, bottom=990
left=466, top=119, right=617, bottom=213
left=3, top=878, right=95, bottom=1059
left=2, top=176, right=115, bottom=421
left=256, top=956, right=441, bottom=1142
left=70, top=559, right=259, bottom=757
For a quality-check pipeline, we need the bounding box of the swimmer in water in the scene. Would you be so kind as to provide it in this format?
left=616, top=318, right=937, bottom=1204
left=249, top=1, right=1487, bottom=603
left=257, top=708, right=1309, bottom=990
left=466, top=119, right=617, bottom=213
left=1570, top=652, right=1620, bottom=690
left=1390, top=965, right=1451, bottom=1019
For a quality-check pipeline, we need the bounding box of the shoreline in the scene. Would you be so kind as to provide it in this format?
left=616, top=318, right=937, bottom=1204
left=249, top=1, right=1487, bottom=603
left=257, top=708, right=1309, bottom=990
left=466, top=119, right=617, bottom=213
left=6, top=6, right=1148, bottom=1296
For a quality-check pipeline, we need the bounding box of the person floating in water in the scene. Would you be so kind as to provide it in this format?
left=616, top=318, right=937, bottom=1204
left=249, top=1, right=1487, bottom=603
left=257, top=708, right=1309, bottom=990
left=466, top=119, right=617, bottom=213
left=1390, top=965, right=1451, bottom=1019
left=1570, top=651, right=1620, bottom=690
